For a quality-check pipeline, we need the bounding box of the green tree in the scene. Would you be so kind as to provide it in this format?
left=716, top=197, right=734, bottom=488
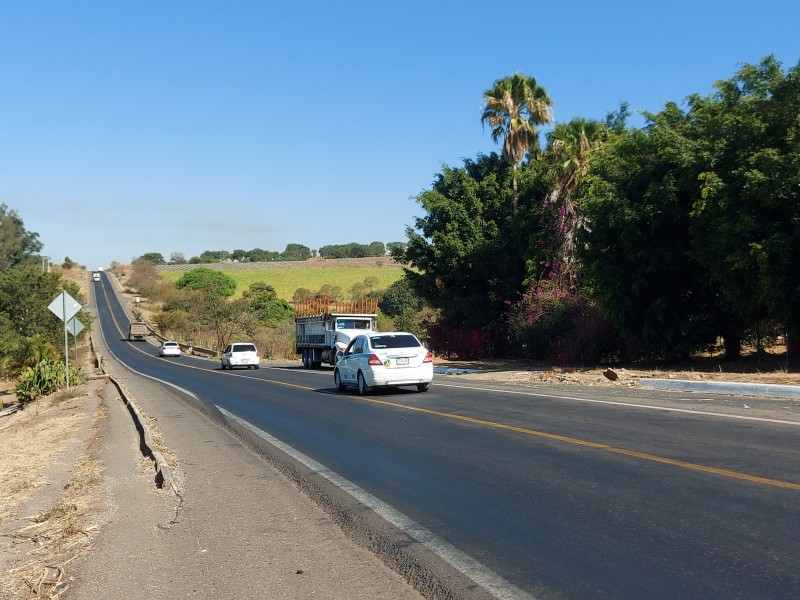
left=0, top=204, right=42, bottom=272
left=367, top=241, right=386, bottom=256
left=175, top=268, right=236, bottom=297
left=281, top=244, right=311, bottom=261
left=0, top=267, right=63, bottom=343
left=394, top=153, right=550, bottom=332
left=242, top=282, right=294, bottom=326
left=579, top=105, right=718, bottom=360
left=481, top=73, right=552, bottom=212
left=686, top=56, right=800, bottom=360
left=138, top=252, right=166, bottom=265
left=378, top=276, right=426, bottom=318
left=246, top=248, right=279, bottom=262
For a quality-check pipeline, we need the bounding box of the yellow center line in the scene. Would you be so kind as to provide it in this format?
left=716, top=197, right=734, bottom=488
left=336, top=393, right=800, bottom=491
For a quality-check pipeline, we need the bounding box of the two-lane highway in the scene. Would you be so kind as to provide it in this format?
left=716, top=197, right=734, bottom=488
left=92, top=272, right=800, bottom=599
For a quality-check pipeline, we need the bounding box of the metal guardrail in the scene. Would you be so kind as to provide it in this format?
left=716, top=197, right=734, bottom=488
left=142, top=323, right=218, bottom=358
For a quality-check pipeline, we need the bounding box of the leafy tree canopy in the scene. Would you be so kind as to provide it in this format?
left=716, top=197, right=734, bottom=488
left=242, top=282, right=294, bottom=326
left=0, top=204, right=42, bottom=272
left=280, top=244, right=312, bottom=261
left=175, top=267, right=236, bottom=297
left=137, top=252, right=165, bottom=265
left=378, top=275, right=427, bottom=318
left=394, top=152, right=551, bottom=330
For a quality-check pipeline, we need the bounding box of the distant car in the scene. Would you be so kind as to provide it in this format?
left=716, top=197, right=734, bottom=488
left=334, top=332, right=433, bottom=394
left=92, top=272, right=101, bottom=282
left=159, top=341, right=181, bottom=358
left=221, top=342, right=260, bottom=370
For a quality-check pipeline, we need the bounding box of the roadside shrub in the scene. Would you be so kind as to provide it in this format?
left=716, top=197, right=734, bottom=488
left=128, top=259, right=161, bottom=294
left=428, top=325, right=493, bottom=360
left=506, top=281, right=620, bottom=365
left=14, top=358, right=85, bottom=405
left=379, top=276, right=427, bottom=318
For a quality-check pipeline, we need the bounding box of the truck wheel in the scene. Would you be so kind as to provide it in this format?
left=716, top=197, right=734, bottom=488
left=334, top=369, right=346, bottom=392
left=357, top=372, right=372, bottom=396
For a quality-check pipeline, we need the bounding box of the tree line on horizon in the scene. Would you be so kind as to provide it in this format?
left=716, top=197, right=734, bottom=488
left=136, top=241, right=407, bottom=266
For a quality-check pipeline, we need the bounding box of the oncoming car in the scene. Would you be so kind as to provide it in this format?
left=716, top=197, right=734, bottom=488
left=221, top=342, right=260, bottom=370
left=334, top=332, right=433, bottom=394
left=158, top=341, right=181, bottom=358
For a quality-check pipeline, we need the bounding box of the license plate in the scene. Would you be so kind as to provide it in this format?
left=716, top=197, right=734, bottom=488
left=397, top=357, right=409, bottom=365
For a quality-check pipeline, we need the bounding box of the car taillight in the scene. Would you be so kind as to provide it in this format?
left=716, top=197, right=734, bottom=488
left=368, top=354, right=383, bottom=366
left=423, top=351, right=432, bottom=363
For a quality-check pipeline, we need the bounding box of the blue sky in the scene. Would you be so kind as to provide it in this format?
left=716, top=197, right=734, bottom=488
left=2, top=1, right=798, bottom=269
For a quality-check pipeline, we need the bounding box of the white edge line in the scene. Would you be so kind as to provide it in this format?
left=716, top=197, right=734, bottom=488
left=216, top=405, right=534, bottom=600
left=435, top=383, right=800, bottom=426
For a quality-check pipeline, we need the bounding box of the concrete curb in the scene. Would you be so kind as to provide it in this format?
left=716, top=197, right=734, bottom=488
left=433, top=367, right=481, bottom=375
left=105, top=373, right=173, bottom=488
left=638, top=378, right=800, bottom=399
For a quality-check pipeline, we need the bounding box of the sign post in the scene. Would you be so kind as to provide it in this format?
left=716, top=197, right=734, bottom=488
left=48, top=291, right=82, bottom=389
left=67, top=316, right=85, bottom=366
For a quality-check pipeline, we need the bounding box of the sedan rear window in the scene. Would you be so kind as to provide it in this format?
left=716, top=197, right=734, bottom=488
left=369, top=335, right=420, bottom=349
left=232, top=344, right=256, bottom=352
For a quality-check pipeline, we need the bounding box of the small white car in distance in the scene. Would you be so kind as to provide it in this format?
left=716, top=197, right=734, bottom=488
left=159, top=341, right=181, bottom=357
left=221, top=342, right=260, bottom=370
left=334, top=331, right=433, bottom=394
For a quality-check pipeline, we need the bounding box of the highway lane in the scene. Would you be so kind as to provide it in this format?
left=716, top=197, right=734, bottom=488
left=91, top=272, right=800, bottom=599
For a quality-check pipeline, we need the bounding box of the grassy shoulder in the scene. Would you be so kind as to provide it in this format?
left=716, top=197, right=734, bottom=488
left=0, top=382, right=106, bottom=599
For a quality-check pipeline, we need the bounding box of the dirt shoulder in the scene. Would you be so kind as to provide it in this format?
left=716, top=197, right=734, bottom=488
left=432, top=357, right=800, bottom=388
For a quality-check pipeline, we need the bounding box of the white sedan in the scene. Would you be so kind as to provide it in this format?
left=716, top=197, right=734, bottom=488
left=158, top=341, right=181, bottom=357
left=334, top=332, right=433, bottom=394
left=221, top=342, right=260, bottom=370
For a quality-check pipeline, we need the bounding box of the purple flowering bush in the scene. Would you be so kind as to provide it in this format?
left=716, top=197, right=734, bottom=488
left=506, top=281, right=619, bottom=365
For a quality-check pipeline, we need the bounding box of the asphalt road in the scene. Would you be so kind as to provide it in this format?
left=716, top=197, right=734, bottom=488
left=93, top=272, right=800, bottom=599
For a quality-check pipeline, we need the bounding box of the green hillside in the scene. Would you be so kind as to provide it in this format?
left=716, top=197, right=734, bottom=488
left=159, top=265, right=405, bottom=300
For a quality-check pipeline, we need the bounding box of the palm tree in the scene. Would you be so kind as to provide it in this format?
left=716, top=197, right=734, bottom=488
left=544, top=118, right=606, bottom=288
left=14, top=333, right=59, bottom=370
left=481, top=73, right=553, bottom=212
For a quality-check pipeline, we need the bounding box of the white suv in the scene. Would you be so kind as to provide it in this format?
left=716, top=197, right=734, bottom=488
left=221, top=343, right=260, bottom=370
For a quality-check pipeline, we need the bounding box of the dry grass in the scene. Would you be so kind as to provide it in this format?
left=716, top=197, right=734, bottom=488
left=0, top=388, right=106, bottom=599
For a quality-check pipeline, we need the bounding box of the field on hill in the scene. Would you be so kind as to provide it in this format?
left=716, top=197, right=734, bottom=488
left=157, top=258, right=406, bottom=300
